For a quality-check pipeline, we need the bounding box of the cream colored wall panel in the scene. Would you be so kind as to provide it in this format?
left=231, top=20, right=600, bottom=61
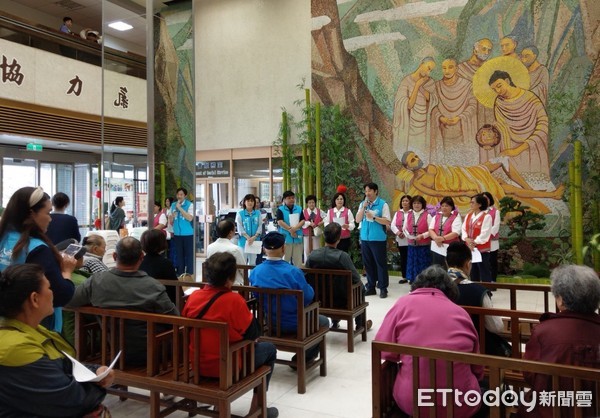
left=0, top=39, right=35, bottom=104
left=103, top=70, right=147, bottom=122
left=196, top=0, right=311, bottom=151
left=0, top=39, right=146, bottom=122
left=33, top=48, right=102, bottom=116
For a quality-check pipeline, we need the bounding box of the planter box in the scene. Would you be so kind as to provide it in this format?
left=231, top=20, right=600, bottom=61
left=497, top=275, right=550, bottom=285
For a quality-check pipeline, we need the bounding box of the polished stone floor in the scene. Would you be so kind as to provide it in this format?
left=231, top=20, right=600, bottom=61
left=103, top=260, right=551, bottom=417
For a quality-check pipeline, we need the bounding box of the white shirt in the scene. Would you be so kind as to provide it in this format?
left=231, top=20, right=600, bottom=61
left=324, top=207, right=356, bottom=231
left=428, top=212, right=463, bottom=236
left=461, top=211, right=493, bottom=245
left=302, top=208, right=326, bottom=230
left=206, top=238, right=246, bottom=284
left=488, top=207, right=501, bottom=252
left=390, top=209, right=410, bottom=246
left=402, top=209, right=432, bottom=240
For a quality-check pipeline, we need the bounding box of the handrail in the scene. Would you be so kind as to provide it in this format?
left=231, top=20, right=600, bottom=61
left=0, top=10, right=145, bottom=78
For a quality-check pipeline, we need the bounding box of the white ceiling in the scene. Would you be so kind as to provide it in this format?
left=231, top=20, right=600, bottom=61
left=13, top=0, right=170, bottom=53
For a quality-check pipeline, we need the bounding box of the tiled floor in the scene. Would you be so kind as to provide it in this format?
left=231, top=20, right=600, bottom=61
left=104, top=263, right=551, bottom=417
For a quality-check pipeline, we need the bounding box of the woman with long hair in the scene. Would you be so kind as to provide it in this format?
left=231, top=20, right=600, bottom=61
left=390, top=194, right=411, bottom=283
left=0, top=186, right=76, bottom=331
left=324, top=192, right=355, bottom=253
left=235, top=193, right=262, bottom=265
left=108, top=196, right=127, bottom=232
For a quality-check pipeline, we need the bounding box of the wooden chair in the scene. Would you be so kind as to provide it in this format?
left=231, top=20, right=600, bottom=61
left=372, top=341, right=600, bottom=418
left=69, top=306, right=270, bottom=418
left=303, top=267, right=369, bottom=352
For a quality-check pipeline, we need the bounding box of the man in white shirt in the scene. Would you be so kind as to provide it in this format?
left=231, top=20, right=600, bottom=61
left=206, top=219, right=246, bottom=284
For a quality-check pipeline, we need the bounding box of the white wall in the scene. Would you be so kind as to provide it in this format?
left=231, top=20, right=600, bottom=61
left=195, top=0, right=311, bottom=151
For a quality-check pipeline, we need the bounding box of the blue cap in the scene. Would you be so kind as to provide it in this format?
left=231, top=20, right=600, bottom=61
left=262, top=232, right=285, bottom=249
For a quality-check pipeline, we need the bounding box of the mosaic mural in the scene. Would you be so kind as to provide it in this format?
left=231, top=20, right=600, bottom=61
left=312, top=0, right=600, bottom=234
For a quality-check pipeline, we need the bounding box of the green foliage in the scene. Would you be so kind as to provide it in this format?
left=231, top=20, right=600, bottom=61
left=498, top=196, right=546, bottom=248
left=520, top=262, right=550, bottom=278
left=291, top=81, right=365, bottom=207
left=388, top=250, right=402, bottom=266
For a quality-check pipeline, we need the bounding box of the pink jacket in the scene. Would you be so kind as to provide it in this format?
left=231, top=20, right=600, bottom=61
left=375, top=288, right=483, bottom=418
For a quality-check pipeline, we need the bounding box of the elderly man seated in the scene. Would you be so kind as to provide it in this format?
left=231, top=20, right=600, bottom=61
left=305, top=222, right=372, bottom=331
left=250, top=232, right=329, bottom=366
left=68, top=236, right=179, bottom=366
left=206, top=219, right=246, bottom=284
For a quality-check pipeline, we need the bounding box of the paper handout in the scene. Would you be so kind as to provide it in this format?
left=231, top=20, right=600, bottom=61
left=62, top=350, right=121, bottom=383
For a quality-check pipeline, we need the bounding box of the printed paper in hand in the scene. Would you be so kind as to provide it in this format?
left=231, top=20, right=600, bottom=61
left=430, top=242, right=449, bottom=257
left=288, top=213, right=300, bottom=226
left=471, top=248, right=483, bottom=263
left=244, top=240, right=263, bottom=254
left=62, top=350, right=121, bottom=382
left=333, top=216, right=345, bottom=226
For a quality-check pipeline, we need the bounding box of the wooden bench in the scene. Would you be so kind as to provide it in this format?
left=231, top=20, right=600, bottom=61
left=478, top=282, right=555, bottom=312
left=459, top=305, right=541, bottom=358
left=303, top=267, right=369, bottom=352
left=157, top=280, right=329, bottom=394
left=69, top=306, right=270, bottom=418
left=372, top=341, right=600, bottom=418
left=247, top=285, right=329, bottom=394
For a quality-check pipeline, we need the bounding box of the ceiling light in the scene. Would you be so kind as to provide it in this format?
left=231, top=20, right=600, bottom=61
left=108, top=21, right=133, bottom=31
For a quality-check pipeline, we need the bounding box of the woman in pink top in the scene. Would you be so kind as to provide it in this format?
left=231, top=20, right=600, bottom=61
left=375, top=265, right=485, bottom=418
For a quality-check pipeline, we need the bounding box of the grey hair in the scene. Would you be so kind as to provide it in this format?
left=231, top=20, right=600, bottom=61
left=411, top=265, right=459, bottom=302
left=421, top=56, right=435, bottom=65
left=551, top=265, right=600, bottom=314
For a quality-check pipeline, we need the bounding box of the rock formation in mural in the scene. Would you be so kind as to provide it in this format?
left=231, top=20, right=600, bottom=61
left=311, top=0, right=600, bottom=233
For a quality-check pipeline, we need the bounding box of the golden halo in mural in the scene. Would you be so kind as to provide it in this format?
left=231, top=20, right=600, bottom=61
left=472, top=56, right=530, bottom=108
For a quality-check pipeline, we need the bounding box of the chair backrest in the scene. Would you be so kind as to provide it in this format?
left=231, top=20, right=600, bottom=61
left=303, top=267, right=354, bottom=310
left=69, top=306, right=256, bottom=390
left=372, top=341, right=600, bottom=418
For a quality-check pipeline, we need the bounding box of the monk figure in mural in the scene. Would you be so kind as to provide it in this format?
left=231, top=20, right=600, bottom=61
left=392, top=57, right=438, bottom=162
left=430, top=58, right=478, bottom=166
left=396, top=151, right=564, bottom=214
left=500, top=36, right=519, bottom=59
left=520, top=46, right=550, bottom=105
left=489, top=70, right=550, bottom=177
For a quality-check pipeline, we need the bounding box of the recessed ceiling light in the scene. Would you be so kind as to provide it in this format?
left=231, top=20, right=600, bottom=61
left=108, top=21, right=133, bottom=31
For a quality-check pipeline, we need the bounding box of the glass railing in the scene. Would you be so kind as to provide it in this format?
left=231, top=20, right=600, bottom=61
left=0, top=11, right=145, bottom=79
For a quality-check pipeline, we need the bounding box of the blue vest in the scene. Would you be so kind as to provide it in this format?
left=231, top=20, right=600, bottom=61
left=0, top=231, right=62, bottom=332
left=359, top=197, right=388, bottom=242
left=0, top=231, right=46, bottom=271
left=171, top=199, right=194, bottom=236
left=278, top=204, right=303, bottom=244
left=238, top=209, right=261, bottom=248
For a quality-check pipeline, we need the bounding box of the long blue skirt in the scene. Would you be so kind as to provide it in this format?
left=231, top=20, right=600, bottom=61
left=406, top=245, right=431, bottom=282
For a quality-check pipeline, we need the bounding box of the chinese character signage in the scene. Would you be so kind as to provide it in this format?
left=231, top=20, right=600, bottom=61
left=196, top=161, right=230, bottom=178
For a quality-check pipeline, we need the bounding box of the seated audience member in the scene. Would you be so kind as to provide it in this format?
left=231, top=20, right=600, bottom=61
left=304, top=222, right=372, bottom=331
left=446, top=241, right=510, bottom=357
left=375, top=265, right=485, bottom=418
left=67, top=237, right=179, bottom=366
left=0, top=264, right=114, bottom=417
left=182, top=252, right=279, bottom=418
left=250, top=232, right=329, bottom=365
left=80, top=235, right=109, bottom=274
left=520, top=265, right=600, bottom=418
left=140, top=229, right=178, bottom=304
left=206, top=219, right=246, bottom=284
left=46, top=192, right=81, bottom=245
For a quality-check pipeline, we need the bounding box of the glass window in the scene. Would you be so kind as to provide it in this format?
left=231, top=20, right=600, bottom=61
left=233, top=158, right=269, bottom=208
left=2, top=158, right=36, bottom=207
